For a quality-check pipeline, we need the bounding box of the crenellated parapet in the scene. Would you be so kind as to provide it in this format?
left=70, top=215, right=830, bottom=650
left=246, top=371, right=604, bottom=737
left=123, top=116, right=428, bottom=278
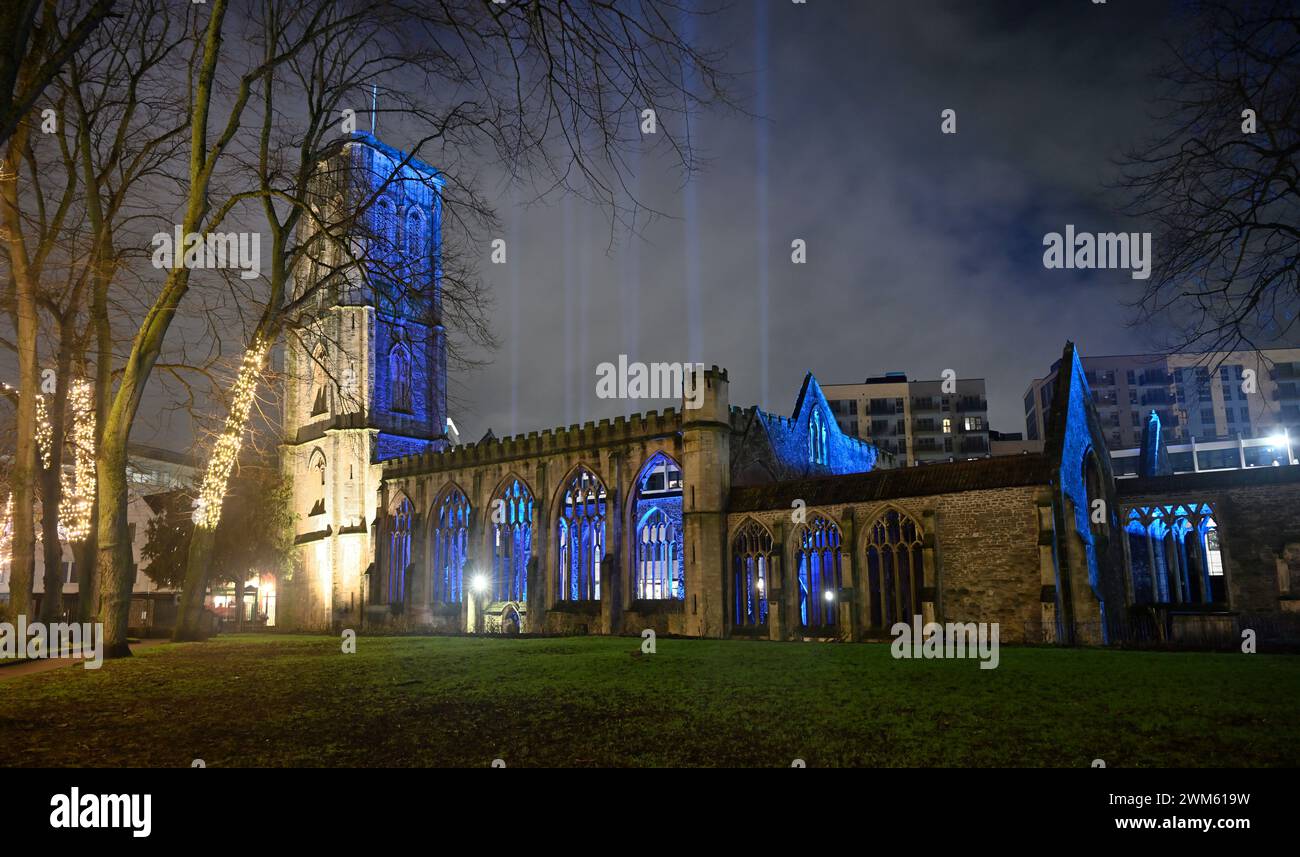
left=383, top=407, right=685, bottom=477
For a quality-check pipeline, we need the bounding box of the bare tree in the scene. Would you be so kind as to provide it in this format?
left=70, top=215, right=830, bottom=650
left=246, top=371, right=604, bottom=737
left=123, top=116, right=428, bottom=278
left=0, top=0, right=730, bottom=654
left=165, top=0, right=731, bottom=641
left=1120, top=0, right=1300, bottom=355
left=0, top=0, right=118, bottom=149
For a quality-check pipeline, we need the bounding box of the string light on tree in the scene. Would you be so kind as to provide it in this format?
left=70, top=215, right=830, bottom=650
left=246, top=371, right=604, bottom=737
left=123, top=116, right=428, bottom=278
left=193, top=339, right=269, bottom=529
left=34, top=393, right=52, bottom=470
left=0, top=493, right=12, bottom=569
left=59, top=379, right=96, bottom=542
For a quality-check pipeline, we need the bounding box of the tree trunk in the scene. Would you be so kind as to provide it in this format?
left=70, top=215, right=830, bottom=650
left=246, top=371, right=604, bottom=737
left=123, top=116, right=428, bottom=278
left=233, top=575, right=244, bottom=633
left=93, top=0, right=232, bottom=656
left=94, top=430, right=133, bottom=658
left=175, top=525, right=216, bottom=641
left=74, top=531, right=97, bottom=623
left=38, top=466, right=64, bottom=624
left=1, top=93, right=38, bottom=622
left=37, top=338, right=73, bottom=624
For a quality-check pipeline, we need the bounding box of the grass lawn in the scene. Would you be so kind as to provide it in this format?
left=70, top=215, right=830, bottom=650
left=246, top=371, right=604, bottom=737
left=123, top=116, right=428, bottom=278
left=1, top=634, right=1297, bottom=767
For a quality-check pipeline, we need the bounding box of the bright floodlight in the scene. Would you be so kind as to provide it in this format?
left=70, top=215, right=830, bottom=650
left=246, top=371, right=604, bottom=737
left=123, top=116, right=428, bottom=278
left=755, top=578, right=765, bottom=591
left=824, top=590, right=835, bottom=602
left=1264, top=434, right=1288, bottom=448
left=471, top=574, right=488, bottom=594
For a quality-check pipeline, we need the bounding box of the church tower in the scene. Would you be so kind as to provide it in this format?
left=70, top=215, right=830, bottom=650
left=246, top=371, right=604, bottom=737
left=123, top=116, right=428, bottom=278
left=280, top=132, right=448, bottom=631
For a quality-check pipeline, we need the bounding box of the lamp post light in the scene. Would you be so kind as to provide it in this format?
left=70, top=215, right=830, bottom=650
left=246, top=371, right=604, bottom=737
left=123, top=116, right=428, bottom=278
left=470, top=573, right=489, bottom=633
left=1265, top=430, right=1296, bottom=466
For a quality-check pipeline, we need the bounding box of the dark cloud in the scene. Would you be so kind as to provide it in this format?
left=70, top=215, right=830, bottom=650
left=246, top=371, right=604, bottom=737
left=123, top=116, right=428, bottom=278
left=457, top=0, right=1184, bottom=443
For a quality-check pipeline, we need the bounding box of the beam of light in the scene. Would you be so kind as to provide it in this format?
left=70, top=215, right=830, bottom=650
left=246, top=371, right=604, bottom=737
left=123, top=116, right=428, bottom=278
left=681, top=6, right=702, bottom=363
left=510, top=182, right=520, bottom=434
left=578, top=202, right=590, bottom=419
left=563, top=195, right=576, bottom=424
left=756, top=0, right=770, bottom=409
left=622, top=144, right=640, bottom=407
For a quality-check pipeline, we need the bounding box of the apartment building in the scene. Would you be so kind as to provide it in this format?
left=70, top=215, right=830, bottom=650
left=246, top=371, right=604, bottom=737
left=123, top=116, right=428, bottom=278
left=823, top=372, right=990, bottom=466
left=1024, top=348, right=1300, bottom=454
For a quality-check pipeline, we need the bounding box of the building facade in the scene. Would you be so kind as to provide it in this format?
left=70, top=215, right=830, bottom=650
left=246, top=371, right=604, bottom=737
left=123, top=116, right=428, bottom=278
left=1024, top=349, right=1300, bottom=452
left=0, top=444, right=196, bottom=632
left=279, top=136, right=1300, bottom=646
left=278, top=133, right=450, bottom=632
left=823, top=373, right=990, bottom=466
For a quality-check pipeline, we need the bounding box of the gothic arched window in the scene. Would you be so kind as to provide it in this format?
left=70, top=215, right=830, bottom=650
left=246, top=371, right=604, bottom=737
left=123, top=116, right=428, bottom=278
left=557, top=467, right=607, bottom=601
left=310, top=346, right=332, bottom=417
left=405, top=209, right=423, bottom=271
left=796, top=515, right=842, bottom=627
left=491, top=478, right=533, bottom=602
left=388, top=496, right=413, bottom=605
left=631, top=452, right=684, bottom=601
left=1083, top=450, right=1109, bottom=537
left=731, top=519, right=773, bottom=627
left=636, top=509, right=679, bottom=600
left=864, top=509, right=925, bottom=628
left=374, top=198, right=396, bottom=260
left=389, top=342, right=412, bottom=413
left=809, top=408, right=828, bottom=465
left=431, top=487, right=471, bottom=604
left=1125, top=503, right=1219, bottom=606
left=307, top=449, right=327, bottom=517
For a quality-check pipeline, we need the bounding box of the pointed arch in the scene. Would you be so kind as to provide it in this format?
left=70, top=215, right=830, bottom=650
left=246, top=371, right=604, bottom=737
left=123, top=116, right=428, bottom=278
left=488, top=473, right=534, bottom=602
left=306, top=448, right=327, bottom=517
left=629, top=451, right=684, bottom=601
left=809, top=407, right=828, bottom=465
left=795, top=514, right=842, bottom=627
left=862, top=505, right=925, bottom=629
left=374, top=197, right=396, bottom=254
left=309, top=344, right=332, bottom=417
left=405, top=207, right=424, bottom=269
left=555, top=465, right=607, bottom=602
left=429, top=483, right=471, bottom=604
left=389, top=339, right=412, bottom=413
left=387, top=494, right=414, bottom=605
left=731, top=518, right=774, bottom=627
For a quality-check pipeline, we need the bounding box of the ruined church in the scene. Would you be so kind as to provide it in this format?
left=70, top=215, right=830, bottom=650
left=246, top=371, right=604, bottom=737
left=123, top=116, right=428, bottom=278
left=278, top=134, right=1300, bottom=645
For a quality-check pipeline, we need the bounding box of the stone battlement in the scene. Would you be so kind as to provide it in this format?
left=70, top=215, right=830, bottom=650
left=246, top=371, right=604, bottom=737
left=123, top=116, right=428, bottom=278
left=383, top=407, right=686, bottom=476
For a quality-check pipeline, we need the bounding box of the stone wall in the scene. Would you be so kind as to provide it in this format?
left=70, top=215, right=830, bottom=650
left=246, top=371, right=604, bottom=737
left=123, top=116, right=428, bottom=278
left=727, top=484, right=1052, bottom=644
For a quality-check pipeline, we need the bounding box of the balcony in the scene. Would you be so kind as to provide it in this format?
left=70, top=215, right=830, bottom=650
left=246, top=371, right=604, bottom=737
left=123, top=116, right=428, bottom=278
left=955, top=398, right=987, bottom=412
left=912, top=419, right=944, bottom=434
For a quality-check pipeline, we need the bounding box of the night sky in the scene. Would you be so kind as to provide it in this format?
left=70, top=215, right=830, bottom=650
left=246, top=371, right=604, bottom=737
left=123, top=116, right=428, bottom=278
left=451, top=0, right=1185, bottom=445
left=98, top=1, right=1202, bottom=454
